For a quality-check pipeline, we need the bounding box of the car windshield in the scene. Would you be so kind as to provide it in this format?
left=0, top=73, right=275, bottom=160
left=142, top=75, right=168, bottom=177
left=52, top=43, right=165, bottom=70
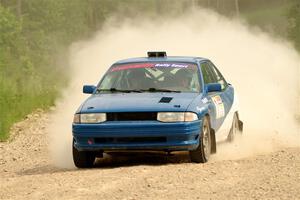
left=97, top=62, right=201, bottom=93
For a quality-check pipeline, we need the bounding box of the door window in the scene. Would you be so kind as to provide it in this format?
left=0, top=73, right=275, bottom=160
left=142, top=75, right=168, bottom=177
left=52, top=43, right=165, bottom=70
left=200, top=62, right=217, bottom=84
left=201, top=61, right=228, bottom=90
left=208, top=61, right=228, bottom=90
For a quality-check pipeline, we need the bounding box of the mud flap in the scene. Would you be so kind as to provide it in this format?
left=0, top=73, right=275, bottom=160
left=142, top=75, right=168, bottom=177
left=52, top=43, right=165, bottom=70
left=238, top=120, right=243, bottom=133
left=210, top=128, right=217, bottom=154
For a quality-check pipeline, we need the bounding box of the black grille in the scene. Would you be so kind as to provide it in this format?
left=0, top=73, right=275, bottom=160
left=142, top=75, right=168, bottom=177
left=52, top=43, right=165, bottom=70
left=94, top=137, right=166, bottom=144
left=107, top=112, right=157, bottom=121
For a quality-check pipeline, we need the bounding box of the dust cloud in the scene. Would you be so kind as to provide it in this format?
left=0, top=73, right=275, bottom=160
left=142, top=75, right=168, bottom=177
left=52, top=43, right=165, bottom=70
left=47, top=8, right=299, bottom=168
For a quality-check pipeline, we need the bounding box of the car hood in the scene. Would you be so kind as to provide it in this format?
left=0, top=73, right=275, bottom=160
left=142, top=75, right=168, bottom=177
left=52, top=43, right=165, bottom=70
left=80, top=93, right=199, bottom=113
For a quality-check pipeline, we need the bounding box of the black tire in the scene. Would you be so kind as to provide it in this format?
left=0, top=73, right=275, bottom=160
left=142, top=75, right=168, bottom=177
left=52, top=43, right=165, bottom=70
left=73, top=141, right=95, bottom=168
left=227, top=112, right=241, bottom=142
left=189, top=116, right=211, bottom=163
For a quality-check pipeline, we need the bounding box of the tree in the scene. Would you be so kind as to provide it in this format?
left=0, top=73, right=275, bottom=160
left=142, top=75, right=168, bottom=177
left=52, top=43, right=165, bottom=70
left=288, top=0, right=300, bottom=50
left=16, top=0, right=21, bottom=18
left=234, top=0, right=240, bottom=17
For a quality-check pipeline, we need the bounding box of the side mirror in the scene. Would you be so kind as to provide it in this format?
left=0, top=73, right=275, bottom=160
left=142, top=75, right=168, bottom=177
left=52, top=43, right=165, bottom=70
left=83, top=85, right=96, bottom=94
left=206, top=83, right=222, bottom=93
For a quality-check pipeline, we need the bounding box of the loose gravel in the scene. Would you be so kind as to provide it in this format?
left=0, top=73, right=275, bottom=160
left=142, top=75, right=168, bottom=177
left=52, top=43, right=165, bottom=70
left=0, top=110, right=299, bottom=200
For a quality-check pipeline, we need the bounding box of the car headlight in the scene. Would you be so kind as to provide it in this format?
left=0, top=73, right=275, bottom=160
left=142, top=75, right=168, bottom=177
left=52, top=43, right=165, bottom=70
left=157, top=112, right=198, bottom=122
left=73, top=113, right=106, bottom=124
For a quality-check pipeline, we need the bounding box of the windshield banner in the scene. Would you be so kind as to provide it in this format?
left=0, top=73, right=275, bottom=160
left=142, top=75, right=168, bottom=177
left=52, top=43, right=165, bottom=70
left=111, top=62, right=193, bottom=72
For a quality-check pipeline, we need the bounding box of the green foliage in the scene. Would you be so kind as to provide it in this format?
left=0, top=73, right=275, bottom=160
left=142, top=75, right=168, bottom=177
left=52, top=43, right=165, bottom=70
left=0, top=6, right=24, bottom=140
left=241, top=3, right=291, bottom=38
left=0, top=0, right=299, bottom=140
left=0, top=6, right=21, bottom=47
left=0, top=0, right=184, bottom=140
left=288, top=0, right=300, bottom=50
left=0, top=0, right=112, bottom=140
left=0, top=3, right=65, bottom=140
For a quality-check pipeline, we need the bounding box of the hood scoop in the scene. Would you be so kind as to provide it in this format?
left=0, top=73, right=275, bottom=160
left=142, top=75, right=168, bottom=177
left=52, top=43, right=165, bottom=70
left=159, top=97, right=173, bottom=103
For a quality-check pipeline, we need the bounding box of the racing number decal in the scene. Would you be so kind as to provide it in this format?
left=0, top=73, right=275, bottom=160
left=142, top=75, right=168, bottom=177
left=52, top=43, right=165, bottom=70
left=211, top=95, right=225, bottom=119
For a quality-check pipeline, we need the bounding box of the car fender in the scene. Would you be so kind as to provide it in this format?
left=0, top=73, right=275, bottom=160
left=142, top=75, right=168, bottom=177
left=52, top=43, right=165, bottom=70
left=186, top=94, right=210, bottom=119
left=186, top=95, right=217, bottom=153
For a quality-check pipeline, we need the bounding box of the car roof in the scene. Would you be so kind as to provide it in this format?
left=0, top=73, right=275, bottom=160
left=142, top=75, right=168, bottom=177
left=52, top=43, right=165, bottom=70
left=114, top=56, right=209, bottom=65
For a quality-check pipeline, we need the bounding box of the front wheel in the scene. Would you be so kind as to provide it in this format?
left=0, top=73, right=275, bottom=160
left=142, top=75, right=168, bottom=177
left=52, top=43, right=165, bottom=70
left=189, top=116, right=211, bottom=163
left=73, top=140, right=95, bottom=168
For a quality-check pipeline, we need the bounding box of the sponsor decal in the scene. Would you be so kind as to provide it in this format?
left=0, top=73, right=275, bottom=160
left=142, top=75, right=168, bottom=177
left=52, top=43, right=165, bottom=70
left=111, top=63, right=192, bottom=72
left=111, top=63, right=152, bottom=72
left=155, top=63, right=188, bottom=68
left=211, top=95, right=225, bottom=119
left=201, top=98, right=208, bottom=104
left=196, top=106, right=205, bottom=113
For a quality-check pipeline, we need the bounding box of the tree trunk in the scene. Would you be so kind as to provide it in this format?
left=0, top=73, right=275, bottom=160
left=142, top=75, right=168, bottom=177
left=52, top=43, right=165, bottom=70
left=16, top=0, right=22, bottom=19
left=191, top=0, right=197, bottom=8
left=0, top=0, right=9, bottom=7
left=234, top=0, right=240, bottom=17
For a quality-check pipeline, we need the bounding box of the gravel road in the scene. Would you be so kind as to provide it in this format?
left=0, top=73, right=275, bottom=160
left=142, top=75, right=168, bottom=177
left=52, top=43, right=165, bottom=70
left=0, top=110, right=299, bottom=200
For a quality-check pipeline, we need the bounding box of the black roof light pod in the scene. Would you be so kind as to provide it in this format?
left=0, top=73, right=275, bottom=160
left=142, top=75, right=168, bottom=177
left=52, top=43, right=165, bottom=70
left=147, top=51, right=167, bottom=58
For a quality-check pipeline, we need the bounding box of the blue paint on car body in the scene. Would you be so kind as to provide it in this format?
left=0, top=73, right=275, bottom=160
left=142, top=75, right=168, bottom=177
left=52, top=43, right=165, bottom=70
left=72, top=54, right=235, bottom=152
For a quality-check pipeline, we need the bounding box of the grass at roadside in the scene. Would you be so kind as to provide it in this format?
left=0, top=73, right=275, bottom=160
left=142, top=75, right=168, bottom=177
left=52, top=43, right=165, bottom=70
left=0, top=77, right=59, bottom=141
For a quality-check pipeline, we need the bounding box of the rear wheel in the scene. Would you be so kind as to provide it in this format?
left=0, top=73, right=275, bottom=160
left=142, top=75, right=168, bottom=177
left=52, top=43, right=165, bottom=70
left=189, top=116, right=211, bottom=163
left=227, top=112, right=241, bottom=142
left=73, top=140, right=95, bottom=168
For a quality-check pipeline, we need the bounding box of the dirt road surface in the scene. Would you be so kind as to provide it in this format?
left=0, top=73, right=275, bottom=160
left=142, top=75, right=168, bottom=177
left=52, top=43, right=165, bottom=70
left=0, top=110, right=299, bottom=200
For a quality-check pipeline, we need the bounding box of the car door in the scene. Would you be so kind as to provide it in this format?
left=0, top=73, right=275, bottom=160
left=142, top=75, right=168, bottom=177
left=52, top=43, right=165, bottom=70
left=200, top=61, right=234, bottom=131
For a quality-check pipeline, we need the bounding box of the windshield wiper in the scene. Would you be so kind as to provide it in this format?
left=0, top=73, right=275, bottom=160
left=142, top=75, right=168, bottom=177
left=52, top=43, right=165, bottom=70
left=96, top=88, right=142, bottom=93
left=142, top=88, right=181, bottom=93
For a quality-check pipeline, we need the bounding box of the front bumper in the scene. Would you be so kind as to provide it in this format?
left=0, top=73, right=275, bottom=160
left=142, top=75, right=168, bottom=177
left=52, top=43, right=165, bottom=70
left=72, top=120, right=202, bottom=151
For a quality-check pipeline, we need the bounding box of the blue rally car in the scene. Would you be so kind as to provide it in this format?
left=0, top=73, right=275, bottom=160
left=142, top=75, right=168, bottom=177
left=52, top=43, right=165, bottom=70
left=72, top=52, right=243, bottom=168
